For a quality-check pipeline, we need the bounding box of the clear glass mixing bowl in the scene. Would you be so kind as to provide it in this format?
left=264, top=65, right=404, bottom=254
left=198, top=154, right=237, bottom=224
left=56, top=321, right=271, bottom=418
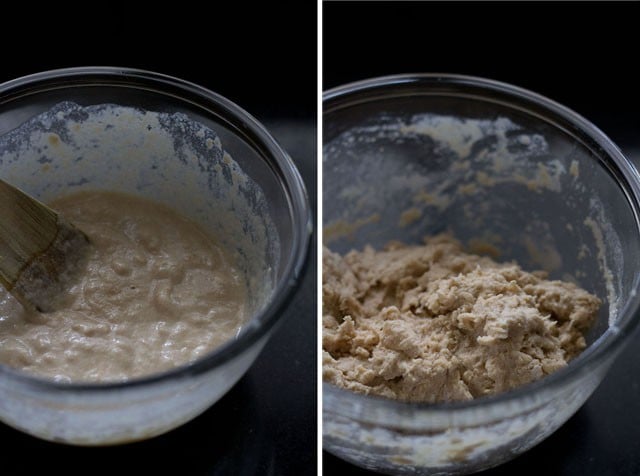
left=323, top=74, right=640, bottom=475
left=0, top=67, right=311, bottom=444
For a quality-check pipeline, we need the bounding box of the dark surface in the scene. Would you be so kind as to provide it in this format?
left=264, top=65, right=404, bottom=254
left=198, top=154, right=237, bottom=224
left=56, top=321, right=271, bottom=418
left=323, top=2, right=640, bottom=475
left=1, top=4, right=316, bottom=121
left=323, top=2, right=639, bottom=151
left=0, top=5, right=317, bottom=476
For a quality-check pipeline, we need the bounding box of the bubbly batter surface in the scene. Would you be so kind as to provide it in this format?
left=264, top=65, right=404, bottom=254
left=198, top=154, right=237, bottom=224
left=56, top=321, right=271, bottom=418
left=0, top=190, right=246, bottom=382
left=323, top=235, right=600, bottom=403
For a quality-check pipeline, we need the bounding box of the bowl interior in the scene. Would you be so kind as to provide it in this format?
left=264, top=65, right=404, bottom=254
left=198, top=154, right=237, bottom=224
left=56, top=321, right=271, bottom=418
left=324, top=80, right=640, bottom=346
left=0, top=76, right=293, bottom=324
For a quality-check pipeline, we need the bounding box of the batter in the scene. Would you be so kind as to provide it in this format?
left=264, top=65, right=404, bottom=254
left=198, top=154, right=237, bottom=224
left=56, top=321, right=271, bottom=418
left=0, top=190, right=247, bottom=382
left=323, top=235, right=600, bottom=403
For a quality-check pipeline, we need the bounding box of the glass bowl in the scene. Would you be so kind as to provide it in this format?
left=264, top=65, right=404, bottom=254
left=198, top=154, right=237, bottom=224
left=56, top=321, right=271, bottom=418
left=0, top=67, right=311, bottom=444
left=322, top=74, right=640, bottom=475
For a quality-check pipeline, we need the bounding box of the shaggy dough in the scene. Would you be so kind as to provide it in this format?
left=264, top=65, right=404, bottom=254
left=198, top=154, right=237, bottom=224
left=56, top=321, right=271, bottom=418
left=323, top=235, right=600, bottom=403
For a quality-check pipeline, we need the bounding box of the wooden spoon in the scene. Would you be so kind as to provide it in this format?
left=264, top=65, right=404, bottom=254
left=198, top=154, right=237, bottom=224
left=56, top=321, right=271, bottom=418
left=0, top=179, right=90, bottom=312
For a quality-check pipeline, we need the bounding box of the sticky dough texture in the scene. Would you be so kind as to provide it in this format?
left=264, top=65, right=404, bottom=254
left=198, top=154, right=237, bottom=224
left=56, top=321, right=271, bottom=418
left=0, top=191, right=246, bottom=382
left=322, top=235, right=600, bottom=403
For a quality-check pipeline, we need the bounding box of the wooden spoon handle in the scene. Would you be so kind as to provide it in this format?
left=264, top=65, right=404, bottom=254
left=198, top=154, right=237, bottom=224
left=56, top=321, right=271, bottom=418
left=0, top=179, right=89, bottom=311
left=0, top=179, right=59, bottom=290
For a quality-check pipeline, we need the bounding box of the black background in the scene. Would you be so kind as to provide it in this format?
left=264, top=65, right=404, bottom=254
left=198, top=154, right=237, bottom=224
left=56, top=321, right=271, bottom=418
left=2, top=4, right=316, bottom=120
left=323, top=2, right=640, bottom=476
left=0, top=3, right=317, bottom=476
left=324, top=1, right=638, bottom=150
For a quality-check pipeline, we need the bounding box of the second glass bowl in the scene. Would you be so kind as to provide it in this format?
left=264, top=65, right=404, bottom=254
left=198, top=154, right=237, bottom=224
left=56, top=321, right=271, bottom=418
left=322, top=74, right=640, bottom=475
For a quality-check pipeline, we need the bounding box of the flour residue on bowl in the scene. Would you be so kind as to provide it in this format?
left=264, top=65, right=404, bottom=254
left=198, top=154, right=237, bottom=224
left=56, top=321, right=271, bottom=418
left=398, top=115, right=544, bottom=161
left=584, top=215, right=619, bottom=326
left=324, top=114, right=567, bottom=277
left=323, top=114, right=560, bottom=248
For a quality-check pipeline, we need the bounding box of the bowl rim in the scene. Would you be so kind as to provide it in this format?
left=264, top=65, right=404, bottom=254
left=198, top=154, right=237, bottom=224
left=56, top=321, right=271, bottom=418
left=322, top=73, right=640, bottom=420
left=0, top=66, right=312, bottom=391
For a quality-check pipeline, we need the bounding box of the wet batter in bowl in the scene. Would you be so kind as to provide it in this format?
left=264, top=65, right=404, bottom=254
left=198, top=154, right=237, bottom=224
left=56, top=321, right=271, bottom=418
left=0, top=190, right=247, bottom=382
left=323, top=235, right=600, bottom=403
